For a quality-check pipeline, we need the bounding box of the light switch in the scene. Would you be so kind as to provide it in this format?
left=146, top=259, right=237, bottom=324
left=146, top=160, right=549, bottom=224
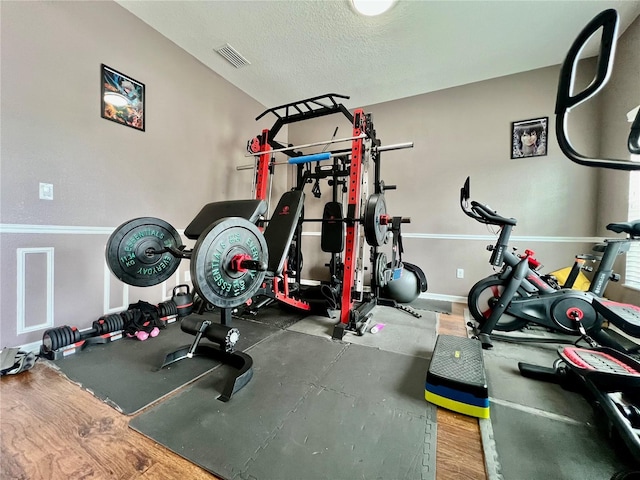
left=39, top=183, right=53, bottom=200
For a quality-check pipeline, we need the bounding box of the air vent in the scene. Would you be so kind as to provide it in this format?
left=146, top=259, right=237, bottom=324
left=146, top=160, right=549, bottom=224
left=215, top=43, right=251, bottom=68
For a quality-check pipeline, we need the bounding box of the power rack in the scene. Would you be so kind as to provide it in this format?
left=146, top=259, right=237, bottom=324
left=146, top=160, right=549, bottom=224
left=247, top=93, right=414, bottom=339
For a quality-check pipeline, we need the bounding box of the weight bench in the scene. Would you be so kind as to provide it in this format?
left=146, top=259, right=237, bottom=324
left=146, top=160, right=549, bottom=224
left=160, top=193, right=305, bottom=401
left=161, top=198, right=267, bottom=402
left=107, top=192, right=305, bottom=401
left=246, top=190, right=307, bottom=311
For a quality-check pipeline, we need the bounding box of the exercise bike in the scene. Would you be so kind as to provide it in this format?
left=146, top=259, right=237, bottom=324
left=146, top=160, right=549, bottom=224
left=460, top=176, right=640, bottom=350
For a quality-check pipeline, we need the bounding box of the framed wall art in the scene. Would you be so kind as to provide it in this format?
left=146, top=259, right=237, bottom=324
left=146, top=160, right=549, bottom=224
left=101, top=64, right=145, bottom=131
left=511, top=117, right=548, bottom=159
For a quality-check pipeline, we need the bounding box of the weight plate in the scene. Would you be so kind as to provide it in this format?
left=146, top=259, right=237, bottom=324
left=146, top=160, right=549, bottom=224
left=106, top=217, right=182, bottom=287
left=191, top=217, right=268, bottom=309
left=374, top=252, right=388, bottom=287
left=364, top=194, right=389, bottom=247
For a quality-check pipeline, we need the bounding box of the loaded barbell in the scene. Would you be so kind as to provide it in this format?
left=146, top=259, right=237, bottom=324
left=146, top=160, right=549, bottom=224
left=105, top=194, right=404, bottom=309
left=106, top=217, right=269, bottom=310
left=301, top=193, right=410, bottom=247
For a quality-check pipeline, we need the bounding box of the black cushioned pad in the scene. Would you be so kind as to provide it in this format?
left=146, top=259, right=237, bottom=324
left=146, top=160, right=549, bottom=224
left=185, top=199, right=267, bottom=240
left=130, top=330, right=437, bottom=480
left=263, top=190, right=304, bottom=275
left=321, top=201, right=344, bottom=253
left=46, top=316, right=278, bottom=415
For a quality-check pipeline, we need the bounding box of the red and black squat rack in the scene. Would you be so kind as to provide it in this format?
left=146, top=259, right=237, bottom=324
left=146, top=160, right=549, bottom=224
left=247, top=93, right=408, bottom=339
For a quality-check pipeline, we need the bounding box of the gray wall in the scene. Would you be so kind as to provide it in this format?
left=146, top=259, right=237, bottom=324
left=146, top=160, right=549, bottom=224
left=1, top=2, right=638, bottom=350
left=290, top=64, right=602, bottom=299
left=598, top=15, right=640, bottom=305
left=0, top=1, right=283, bottom=348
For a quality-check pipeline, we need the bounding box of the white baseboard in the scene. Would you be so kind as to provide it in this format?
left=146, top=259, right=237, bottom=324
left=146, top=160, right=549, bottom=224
left=18, top=340, right=42, bottom=355
left=419, top=292, right=467, bottom=304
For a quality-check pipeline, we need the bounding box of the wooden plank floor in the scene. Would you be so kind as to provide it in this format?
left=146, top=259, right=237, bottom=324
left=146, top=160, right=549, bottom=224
left=436, top=303, right=487, bottom=480
left=1, top=303, right=486, bottom=480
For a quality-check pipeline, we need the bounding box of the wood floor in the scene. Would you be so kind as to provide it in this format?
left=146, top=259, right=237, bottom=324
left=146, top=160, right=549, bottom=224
left=1, top=303, right=486, bottom=480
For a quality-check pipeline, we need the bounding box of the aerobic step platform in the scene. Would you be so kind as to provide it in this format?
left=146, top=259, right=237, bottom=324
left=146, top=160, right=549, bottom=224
left=425, top=334, right=489, bottom=418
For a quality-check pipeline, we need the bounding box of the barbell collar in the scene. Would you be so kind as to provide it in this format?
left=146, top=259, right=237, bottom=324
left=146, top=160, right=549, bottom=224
left=230, top=254, right=267, bottom=273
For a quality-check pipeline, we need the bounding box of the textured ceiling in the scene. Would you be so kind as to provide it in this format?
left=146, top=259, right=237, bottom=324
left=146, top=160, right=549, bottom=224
left=117, top=0, right=640, bottom=110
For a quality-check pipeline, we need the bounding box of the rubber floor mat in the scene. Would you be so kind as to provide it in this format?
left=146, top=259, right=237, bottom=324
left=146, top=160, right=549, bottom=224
left=46, top=316, right=279, bottom=414
left=482, top=337, right=637, bottom=479
left=235, top=302, right=309, bottom=330
left=130, top=330, right=437, bottom=480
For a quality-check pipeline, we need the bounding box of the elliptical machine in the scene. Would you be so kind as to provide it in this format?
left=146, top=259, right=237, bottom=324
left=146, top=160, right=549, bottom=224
left=505, top=9, right=640, bottom=472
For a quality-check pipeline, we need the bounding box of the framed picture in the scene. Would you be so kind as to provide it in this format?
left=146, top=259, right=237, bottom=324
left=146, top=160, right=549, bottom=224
left=511, top=117, right=548, bottom=159
left=101, top=64, right=145, bottom=131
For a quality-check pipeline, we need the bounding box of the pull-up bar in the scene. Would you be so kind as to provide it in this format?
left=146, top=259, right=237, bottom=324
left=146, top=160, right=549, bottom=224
left=236, top=142, right=414, bottom=171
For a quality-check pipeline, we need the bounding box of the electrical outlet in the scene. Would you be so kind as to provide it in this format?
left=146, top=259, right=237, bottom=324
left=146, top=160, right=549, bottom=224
left=39, top=182, right=53, bottom=200
left=456, top=268, right=464, bottom=279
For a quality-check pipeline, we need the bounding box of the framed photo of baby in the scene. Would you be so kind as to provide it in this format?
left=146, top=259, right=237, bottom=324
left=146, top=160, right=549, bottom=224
left=101, top=64, right=145, bottom=131
left=511, top=117, right=548, bottom=159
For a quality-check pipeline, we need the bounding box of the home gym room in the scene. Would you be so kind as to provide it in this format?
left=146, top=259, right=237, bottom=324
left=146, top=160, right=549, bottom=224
left=2, top=1, right=640, bottom=479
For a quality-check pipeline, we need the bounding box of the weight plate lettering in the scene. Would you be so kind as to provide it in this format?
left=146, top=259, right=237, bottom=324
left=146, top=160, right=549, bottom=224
left=106, top=217, right=182, bottom=287
left=191, top=217, right=268, bottom=309
left=364, top=194, right=389, bottom=247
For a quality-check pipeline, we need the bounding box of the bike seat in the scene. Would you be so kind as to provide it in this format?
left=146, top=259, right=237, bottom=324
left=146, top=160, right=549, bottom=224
left=606, top=219, right=640, bottom=238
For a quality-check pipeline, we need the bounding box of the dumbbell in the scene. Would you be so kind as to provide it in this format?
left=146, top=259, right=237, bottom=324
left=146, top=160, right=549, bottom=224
left=41, top=313, right=124, bottom=354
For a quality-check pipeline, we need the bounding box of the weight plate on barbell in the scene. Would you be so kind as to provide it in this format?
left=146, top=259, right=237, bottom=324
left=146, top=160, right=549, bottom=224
left=191, top=217, right=268, bottom=309
left=106, top=217, right=182, bottom=287
left=364, top=193, right=389, bottom=247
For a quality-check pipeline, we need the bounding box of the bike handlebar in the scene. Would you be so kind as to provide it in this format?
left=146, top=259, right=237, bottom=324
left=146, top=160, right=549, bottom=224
left=555, top=9, right=640, bottom=169
left=471, top=201, right=517, bottom=226
left=460, top=193, right=518, bottom=227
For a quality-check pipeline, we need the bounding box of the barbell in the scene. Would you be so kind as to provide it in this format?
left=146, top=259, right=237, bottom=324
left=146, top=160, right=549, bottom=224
left=105, top=194, right=400, bottom=309
left=237, top=142, right=414, bottom=171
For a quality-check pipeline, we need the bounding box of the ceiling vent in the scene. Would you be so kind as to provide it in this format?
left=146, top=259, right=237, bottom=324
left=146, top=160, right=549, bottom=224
left=215, top=43, right=251, bottom=68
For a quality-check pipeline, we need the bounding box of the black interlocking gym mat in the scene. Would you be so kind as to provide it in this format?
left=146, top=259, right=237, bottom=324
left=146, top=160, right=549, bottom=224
left=45, top=316, right=279, bottom=415
left=489, top=402, right=632, bottom=479
left=130, top=330, right=437, bottom=480
left=235, top=302, right=309, bottom=330
left=289, top=305, right=439, bottom=359
left=482, top=337, right=637, bottom=479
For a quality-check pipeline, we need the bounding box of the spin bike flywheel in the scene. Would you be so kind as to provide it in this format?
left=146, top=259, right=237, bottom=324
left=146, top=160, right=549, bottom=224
left=468, top=275, right=528, bottom=331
